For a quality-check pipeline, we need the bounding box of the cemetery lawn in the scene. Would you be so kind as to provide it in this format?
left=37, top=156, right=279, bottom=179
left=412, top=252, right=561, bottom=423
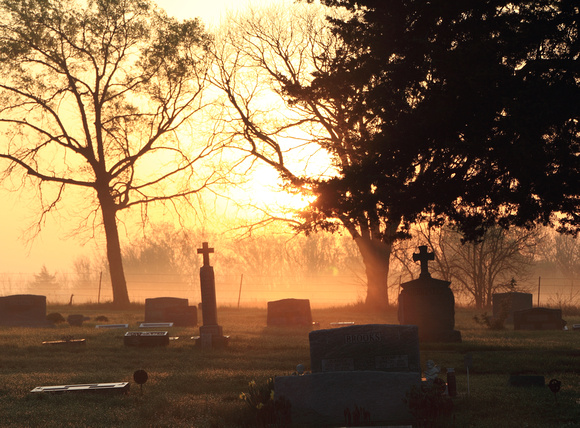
left=0, top=305, right=579, bottom=427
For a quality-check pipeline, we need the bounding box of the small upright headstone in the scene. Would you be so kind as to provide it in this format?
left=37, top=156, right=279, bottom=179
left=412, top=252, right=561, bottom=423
left=267, top=298, right=312, bottom=326
left=196, top=242, right=228, bottom=348
left=275, top=324, right=420, bottom=426
left=493, top=292, right=533, bottom=322
left=398, top=246, right=461, bottom=342
left=0, top=294, right=49, bottom=327
left=513, top=307, right=566, bottom=330
left=144, top=297, right=197, bottom=327
left=67, top=314, right=90, bottom=326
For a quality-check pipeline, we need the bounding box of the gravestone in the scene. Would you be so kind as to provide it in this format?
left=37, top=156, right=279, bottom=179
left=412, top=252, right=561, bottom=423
left=95, top=324, right=129, bottom=329
left=30, top=382, right=129, bottom=395
left=67, top=314, right=90, bottom=326
left=139, top=322, right=173, bottom=328
left=275, top=324, right=421, bottom=426
left=513, top=307, right=566, bottom=330
left=309, top=324, right=421, bottom=373
left=144, top=297, right=197, bottom=327
left=398, top=246, right=461, bottom=342
left=267, top=298, right=312, bottom=326
left=0, top=294, right=49, bottom=327
left=493, top=292, right=533, bottom=322
left=196, top=242, right=228, bottom=348
left=124, top=331, right=169, bottom=347
left=42, top=338, right=86, bottom=346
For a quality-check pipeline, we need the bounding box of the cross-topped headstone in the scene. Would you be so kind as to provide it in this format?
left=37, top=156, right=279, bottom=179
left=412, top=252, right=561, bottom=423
left=197, top=242, right=214, bottom=267
left=412, top=245, right=434, bottom=278
left=196, top=242, right=228, bottom=348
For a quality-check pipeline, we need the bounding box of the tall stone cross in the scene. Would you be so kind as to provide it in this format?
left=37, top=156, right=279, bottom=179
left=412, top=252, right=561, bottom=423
left=413, top=245, right=434, bottom=278
left=197, top=242, right=214, bottom=267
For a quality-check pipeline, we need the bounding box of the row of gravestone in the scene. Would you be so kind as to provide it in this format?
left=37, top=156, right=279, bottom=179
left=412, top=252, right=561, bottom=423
left=0, top=294, right=200, bottom=327
left=0, top=292, right=566, bottom=332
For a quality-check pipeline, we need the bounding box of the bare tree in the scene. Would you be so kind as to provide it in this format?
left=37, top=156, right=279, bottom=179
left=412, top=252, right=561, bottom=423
left=210, top=2, right=398, bottom=307
left=539, top=230, right=580, bottom=280
left=412, top=225, right=540, bottom=308
left=0, top=0, right=220, bottom=307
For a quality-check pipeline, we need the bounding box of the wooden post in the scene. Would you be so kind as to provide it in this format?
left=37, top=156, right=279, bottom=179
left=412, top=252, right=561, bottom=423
left=98, top=271, right=103, bottom=304
left=537, top=276, right=541, bottom=307
left=237, top=274, right=244, bottom=309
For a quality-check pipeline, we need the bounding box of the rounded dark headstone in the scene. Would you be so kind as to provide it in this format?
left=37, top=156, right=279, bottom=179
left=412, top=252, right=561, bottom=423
left=133, top=370, right=148, bottom=385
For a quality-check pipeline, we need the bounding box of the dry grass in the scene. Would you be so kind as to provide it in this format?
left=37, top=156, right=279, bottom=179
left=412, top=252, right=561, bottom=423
left=0, top=305, right=578, bottom=427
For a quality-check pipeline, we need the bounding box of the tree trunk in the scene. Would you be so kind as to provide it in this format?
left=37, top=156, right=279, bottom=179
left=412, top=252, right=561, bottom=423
left=355, top=236, right=392, bottom=310
left=97, top=189, right=130, bottom=308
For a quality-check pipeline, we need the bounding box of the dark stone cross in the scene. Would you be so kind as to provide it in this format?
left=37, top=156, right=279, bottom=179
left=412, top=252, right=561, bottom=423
left=197, top=242, right=214, bottom=267
left=413, top=245, right=434, bottom=278
left=196, top=242, right=227, bottom=348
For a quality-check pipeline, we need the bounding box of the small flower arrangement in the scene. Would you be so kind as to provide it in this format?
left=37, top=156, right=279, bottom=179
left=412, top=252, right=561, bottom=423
left=240, top=378, right=291, bottom=427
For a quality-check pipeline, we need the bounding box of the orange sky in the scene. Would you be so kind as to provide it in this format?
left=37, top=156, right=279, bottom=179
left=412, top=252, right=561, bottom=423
left=0, top=0, right=289, bottom=274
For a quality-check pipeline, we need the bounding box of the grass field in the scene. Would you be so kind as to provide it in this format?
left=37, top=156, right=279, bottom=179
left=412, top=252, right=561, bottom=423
left=0, top=305, right=579, bottom=427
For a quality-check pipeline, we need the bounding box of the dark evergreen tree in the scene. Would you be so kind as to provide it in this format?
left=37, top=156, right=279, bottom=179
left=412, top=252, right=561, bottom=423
left=291, top=0, right=580, bottom=307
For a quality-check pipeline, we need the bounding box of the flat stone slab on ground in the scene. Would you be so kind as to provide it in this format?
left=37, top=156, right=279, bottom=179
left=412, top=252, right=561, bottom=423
left=275, top=371, right=420, bottom=426
left=139, top=322, right=173, bottom=328
left=95, top=324, right=129, bottom=329
left=30, top=382, right=129, bottom=394
left=42, top=339, right=86, bottom=346
left=124, top=331, right=169, bottom=347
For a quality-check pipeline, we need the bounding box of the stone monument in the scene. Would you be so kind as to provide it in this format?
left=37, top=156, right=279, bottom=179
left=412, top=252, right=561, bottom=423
left=492, top=291, right=533, bottom=323
left=267, top=298, right=312, bottom=326
left=275, top=324, right=421, bottom=426
left=0, top=294, right=50, bottom=327
left=196, top=242, right=228, bottom=348
left=398, top=246, right=461, bottom=342
left=144, top=297, right=197, bottom=327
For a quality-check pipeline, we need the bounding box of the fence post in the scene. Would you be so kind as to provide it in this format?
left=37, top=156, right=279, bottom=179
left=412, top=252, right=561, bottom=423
left=537, top=276, right=541, bottom=307
left=98, top=271, right=103, bottom=304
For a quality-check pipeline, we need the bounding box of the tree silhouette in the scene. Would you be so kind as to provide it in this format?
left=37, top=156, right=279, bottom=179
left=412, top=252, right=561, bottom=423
left=217, top=0, right=578, bottom=308
left=0, top=0, right=218, bottom=307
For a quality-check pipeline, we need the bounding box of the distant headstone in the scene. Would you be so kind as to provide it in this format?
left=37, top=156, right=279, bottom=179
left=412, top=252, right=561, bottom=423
left=276, top=324, right=420, bottom=426
left=144, top=297, right=197, bottom=327
left=513, top=307, right=566, bottom=330
left=0, top=294, right=49, bottom=327
left=196, top=242, right=228, bottom=349
left=493, top=292, right=533, bottom=322
left=267, top=298, right=312, bottom=326
left=67, top=314, right=90, bottom=326
left=124, top=331, right=169, bottom=347
left=30, top=382, right=129, bottom=395
left=309, top=324, right=420, bottom=373
left=398, top=246, right=461, bottom=342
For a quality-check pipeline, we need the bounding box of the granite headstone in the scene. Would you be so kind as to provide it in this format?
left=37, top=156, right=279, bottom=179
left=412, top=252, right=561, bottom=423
left=0, top=294, right=49, bottom=327
left=275, top=324, right=421, bottom=426
left=513, top=307, right=566, bottom=330
left=267, top=298, right=312, bottom=327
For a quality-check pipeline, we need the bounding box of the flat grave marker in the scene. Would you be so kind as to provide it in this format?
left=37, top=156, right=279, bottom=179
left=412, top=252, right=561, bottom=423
left=95, top=324, right=129, bottom=329
left=124, top=331, right=169, bottom=347
left=31, top=382, right=129, bottom=395
left=139, top=322, right=173, bottom=328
